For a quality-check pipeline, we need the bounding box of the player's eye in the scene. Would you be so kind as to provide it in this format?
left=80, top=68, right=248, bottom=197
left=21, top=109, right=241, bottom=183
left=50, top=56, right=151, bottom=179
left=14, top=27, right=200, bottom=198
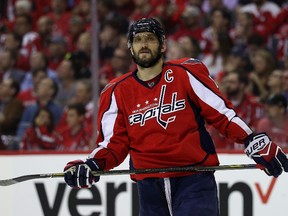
left=133, top=36, right=142, bottom=43
left=133, top=35, right=158, bottom=44
left=147, top=36, right=157, bottom=42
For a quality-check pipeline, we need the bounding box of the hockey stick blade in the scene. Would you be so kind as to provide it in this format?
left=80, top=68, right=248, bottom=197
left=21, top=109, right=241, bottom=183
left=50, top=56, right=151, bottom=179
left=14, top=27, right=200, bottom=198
left=0, top=173, right=64, bottom=186
left=0, top=164, right=262, bottom=186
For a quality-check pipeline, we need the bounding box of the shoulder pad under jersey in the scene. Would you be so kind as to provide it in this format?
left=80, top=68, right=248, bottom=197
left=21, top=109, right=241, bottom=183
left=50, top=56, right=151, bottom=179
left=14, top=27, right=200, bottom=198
left=166, top=57, right=201, bottom=66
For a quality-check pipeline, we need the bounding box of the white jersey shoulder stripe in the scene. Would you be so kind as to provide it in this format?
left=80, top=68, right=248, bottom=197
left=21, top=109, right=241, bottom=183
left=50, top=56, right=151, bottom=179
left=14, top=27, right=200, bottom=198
left=186, top=70, right=235, bottom=120
left=186, top=70, right=252, bottom=135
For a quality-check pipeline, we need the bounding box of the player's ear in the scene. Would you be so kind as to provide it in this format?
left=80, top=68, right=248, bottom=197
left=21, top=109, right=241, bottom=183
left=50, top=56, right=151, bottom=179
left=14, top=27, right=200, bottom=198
left=161, top=40, right=167, bottom=53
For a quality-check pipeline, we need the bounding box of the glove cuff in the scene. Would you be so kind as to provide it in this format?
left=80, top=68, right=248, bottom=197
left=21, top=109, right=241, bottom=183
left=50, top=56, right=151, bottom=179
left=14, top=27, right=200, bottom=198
left=64, top=159, right=84, bottom=172
left=244, top=132, right=270, bottom=147
left=85, top=158, right=101, bottom=171
left=244, top=132, right=271, bottom=158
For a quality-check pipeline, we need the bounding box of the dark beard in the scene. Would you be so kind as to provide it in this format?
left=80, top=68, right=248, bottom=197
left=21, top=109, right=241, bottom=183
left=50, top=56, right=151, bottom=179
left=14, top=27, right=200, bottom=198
left=132, top=47, right=163, bottom=68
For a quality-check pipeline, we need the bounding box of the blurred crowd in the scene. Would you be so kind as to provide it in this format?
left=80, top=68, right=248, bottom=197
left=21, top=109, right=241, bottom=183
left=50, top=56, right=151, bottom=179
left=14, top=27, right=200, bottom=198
left=0, top=0, right=287, bottom=151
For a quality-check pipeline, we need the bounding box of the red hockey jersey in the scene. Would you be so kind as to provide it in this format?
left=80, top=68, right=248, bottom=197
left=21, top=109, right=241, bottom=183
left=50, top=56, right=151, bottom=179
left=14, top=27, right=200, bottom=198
left=89, top=58, right=253, bottom=180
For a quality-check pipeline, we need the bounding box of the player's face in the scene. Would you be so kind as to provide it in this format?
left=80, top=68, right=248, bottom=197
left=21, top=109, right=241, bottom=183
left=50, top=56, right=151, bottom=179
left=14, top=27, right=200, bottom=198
left=130, top=32, right=162, bottom=68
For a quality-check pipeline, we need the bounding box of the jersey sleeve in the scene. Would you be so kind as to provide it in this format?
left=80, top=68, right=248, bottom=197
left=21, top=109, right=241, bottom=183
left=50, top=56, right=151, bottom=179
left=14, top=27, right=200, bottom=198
left=183, top=60, right=253, bottom=144
left=88, top=83, right=130, bottom=170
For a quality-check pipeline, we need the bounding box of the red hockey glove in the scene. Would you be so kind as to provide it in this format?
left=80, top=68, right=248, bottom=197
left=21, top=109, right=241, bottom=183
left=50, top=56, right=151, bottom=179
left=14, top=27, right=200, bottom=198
left=244, top=133, right=288, bottom=177
left=64, top=158, right=100, bottom=188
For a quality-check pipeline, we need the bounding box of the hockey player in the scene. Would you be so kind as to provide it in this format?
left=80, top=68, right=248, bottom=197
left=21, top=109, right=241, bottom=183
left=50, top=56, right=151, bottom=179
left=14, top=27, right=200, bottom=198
left=63, top=18, right=288, bottom=215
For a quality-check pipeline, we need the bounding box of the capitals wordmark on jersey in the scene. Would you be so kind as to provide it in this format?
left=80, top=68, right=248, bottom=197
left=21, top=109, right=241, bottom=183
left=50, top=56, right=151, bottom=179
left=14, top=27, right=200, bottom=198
left=128, top=84, right=186, bottom=129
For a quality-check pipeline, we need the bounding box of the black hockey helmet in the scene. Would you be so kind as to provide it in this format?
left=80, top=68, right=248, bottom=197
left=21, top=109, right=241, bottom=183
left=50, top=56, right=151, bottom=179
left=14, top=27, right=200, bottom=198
left=127, top=17, right=165, bottom=48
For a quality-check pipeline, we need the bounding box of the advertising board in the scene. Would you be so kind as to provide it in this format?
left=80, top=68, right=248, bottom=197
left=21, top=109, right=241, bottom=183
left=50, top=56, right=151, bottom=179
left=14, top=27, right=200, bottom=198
left=0, top=153, right=287, bottom=216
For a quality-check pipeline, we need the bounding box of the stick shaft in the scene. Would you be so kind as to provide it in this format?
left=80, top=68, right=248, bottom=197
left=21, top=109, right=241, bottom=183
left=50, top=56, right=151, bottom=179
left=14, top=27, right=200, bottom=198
left=92, top=164, right=261, bottom=176
left=0, top=164, right=262, bottom=186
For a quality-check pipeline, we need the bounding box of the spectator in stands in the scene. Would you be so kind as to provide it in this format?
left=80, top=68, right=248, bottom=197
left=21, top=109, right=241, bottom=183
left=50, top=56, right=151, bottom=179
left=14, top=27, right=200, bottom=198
left=202, top=0, right=231, bottom=15
left=166, top=36, right=201, bottom=61
left=69, top=51, right=91, bottom=79
left=16, top=77, right=62, bottom=140
left=267, top=69, right=283, bottom=97
left=66, top=16, right=86, bottom=52
left=129, top=0, right=165, bottom=22
left=27, top=0, right=51, bottom=20
left=282, top=69, right=288, bottom=101
left=2, top=31, right=30, bottom=71
left=240, top=0, right=281, bottom=17
left=20, top=107, right=57, bottom=150
left=0, top=78, right=24, bottom=150
left=177, top=35, right=201, bottom=59
left=165, top=40, right=188, bottom=61
left=26, top=15, right=54, bottom=55
left=284, top=55, right=288, bottom=71
left=20, top=51, right=58, bottom=91
left=216, top=46, right=250, bottom=85
left=223, top=71, right=264, bottom=130
left=185, top=0, right=204, bottom=9
left=99, top=47, right=133, bottom=90
left=247, top=48, right=276, bottom=101
left=0, top=49, right=25, bottom=84
left=72, top=79, right=94, bottom=129
left=56, top=79, right=93, bottom=131
left=75, top=31, right=91, bottom=58
left=97, top=0, right=116, bottom=23
left=3, top=27, right=22, bottom=52
left=98, top=19, right=127, bottom=64
left=54, top=59, right=77, bottom=109
left=201, top=8, right=232, bottom=53
left=201, top=31, right=233, bottom=78
left=56, top=103, right=92, bottom=151
left=72, top=0, right=92, bottom=29
left=17, top=68, right=47, bottom=107
left=0, top=0, right=12, bottom=23
left=71, top=31, right=92, bottom=79
left=46, top=0, right=71, bottom=36
left=1, top=0, right=34, bottom=33
left=110, top=47, right=133, bottom=77
left=2, top=0, right=288, bottom=153
left=46, top=35, right=68, bottom=70
left=256, top=94, right=288, bottom=149
left=239, top=0, right=280, bottom=41
left=14, top=0, right=33, bottom=20
left=231, top=11, right=255, bottom=48
left=72, top=79, right=93, bottom=109
left=13, top=14, right=38, bottom=48
left=272, top=2, right=288, bottom=63
left=113, top=0, right=135, bottom=18
left=161, top=0, right=185, bottom=34
left=171, top=5, right=203, bottom=41
left=208, top=71, right=264, bottom=149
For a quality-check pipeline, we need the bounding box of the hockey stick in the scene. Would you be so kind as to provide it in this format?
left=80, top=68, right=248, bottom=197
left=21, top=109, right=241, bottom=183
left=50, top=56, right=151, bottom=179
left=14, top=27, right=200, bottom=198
left=0, top=163, right=263, bottom=187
